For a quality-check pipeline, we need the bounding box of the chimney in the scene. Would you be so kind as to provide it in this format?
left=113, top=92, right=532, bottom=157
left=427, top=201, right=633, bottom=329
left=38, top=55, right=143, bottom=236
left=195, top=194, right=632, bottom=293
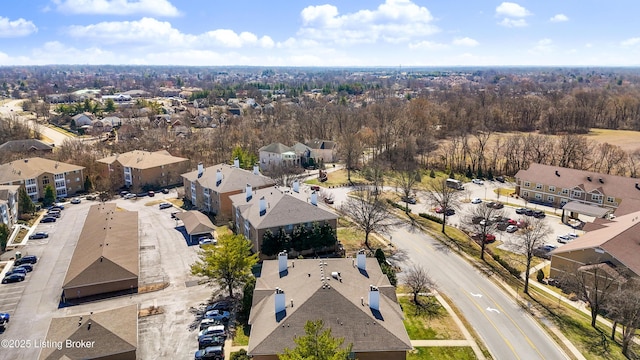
left=246, top=184, right=253, bottom=202
left=259, top=196, right=267, bottom=216
left=275, top=288, right=286, bottom=314
left=253, top=164, right=260, bottom=175
left=278, top=251, right=288, bottom=273
left=216, top=169, right=222, bottom=185
left=197, top=163, right=204, bottom=178
left=234, top=157, right=240, bottom=168
left=357, top=249, right=366, bottom=271
left=369, top=285, right=380, bottom=311
left=311, top=191, right=317, bottom=206
left=555, top=170, right=560, bottom=177
left=293, top=180, right=299, bottom=193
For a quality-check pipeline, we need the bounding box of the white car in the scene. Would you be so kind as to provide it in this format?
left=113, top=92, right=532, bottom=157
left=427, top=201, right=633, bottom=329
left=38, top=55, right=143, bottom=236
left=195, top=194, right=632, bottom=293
left=506, top=225, right=518, bottom=233
left=199, top=238, right=217, bottom=247
left=471, top=198, right=482, bottom=204
left=204, top=310, right=230, bottom=321
left=557, top=235, right=572, bottom=243
left=70, top=197, right=81, bottom=204
left=198, top=325, right=226, bottom=339
left=472, top=179, right=484, bottom=185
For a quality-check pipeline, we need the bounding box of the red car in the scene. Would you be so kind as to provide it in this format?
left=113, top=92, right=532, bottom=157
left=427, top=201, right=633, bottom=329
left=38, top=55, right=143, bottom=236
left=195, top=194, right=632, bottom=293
left=435, top=206, right=444, bottom=213
left=483, top=234, right=496, bottom=243
left=507, top=219, right=517, bottom=225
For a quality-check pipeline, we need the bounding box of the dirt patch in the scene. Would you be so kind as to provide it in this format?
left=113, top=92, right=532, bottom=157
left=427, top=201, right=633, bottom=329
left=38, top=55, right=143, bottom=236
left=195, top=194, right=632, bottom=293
left=138, top=282, right=169, bottom=293
left=139, top=305, right=164, bottom=317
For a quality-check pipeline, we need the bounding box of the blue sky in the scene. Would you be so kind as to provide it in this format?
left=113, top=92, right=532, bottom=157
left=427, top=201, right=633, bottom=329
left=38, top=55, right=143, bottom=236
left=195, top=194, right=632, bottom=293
left=1, top=0, right=639, bottom=66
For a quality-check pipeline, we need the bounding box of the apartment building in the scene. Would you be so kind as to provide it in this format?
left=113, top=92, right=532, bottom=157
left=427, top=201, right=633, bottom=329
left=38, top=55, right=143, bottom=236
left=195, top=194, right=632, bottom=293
left=97, top=150, right=190, bottom=190
left=0, top=157, right=85, bottom=201
left=0, top=185, right=19, bottom=227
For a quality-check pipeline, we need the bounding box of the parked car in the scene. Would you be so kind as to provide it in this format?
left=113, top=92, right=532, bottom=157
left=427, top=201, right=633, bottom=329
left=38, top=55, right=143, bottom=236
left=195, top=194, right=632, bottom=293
left=124, top=193, right=136, bottom=199
left=472, top=178, right=484, bottom=185
left=40, top=217, right=56, bottom=223
left=567, top=233, right=579, bottom=239
left=435, top=206, right=444, bottom=214
left=206, top=300, right=233, bottom=312
left=541, top=244, right=558, bottom=252
left=495, top=176, right=505, bottom=183
left=401, top=196, right=417, bottom=204
left=310, top=185, right=320, bottom=191
left=29, top=232, right=48, bottom=240
left=147, top=191, right=155, bottom=197
left=46, top=212, right=60, bottom=218
left=199, top=318, right=224, bottom=331
left=199, top=238, right=217, bottom=247
left=70, top=197, right=81, bottom=204
left=15, top=255, right=38, bottom=265
left=86, top=194, right=96, bottom=200
left=198, top=335, right=225, bottom=349
left=516, top=220, right=529, bottom=228
left=557, top=235, right=572, bottom=243
left=6, top=267, right=27, bottom=276
left=161, top=188, right=170, bottom=194
left=515, top=208, right=528, bottom=215
left=496, top=222, right=509, bottom=231
left=2, top=273, right=25, bottom=284
left=0, top=313, right=9, bottom=331
left=472, top=216, right=484, bottom=224
left=159, top=202, right=172, bottom=209
left=445, top=208, right=455, bottom=216
left=506, top=225, right=518, bottom=233
left=507, top=219, right=517, bottom=225
left=204, top=310, right=230, bottom=322
left=51, top=204, right=64, bottom=210
left=323, top=197, right=334, bottom=204
left=471, top=198, right=482, bottom=204
left=194, top=345, right=224, bottom=360
left=492, top=202, right=504, bottom=209
left=15, top=264, right=33, bottom=272
left=198, top=325, right=226, bottom=339
left=171, top=212, right=180, bottom=219
left=525, top=209, right=535, bottom=216
left=533, top=210, right=546, bottom=218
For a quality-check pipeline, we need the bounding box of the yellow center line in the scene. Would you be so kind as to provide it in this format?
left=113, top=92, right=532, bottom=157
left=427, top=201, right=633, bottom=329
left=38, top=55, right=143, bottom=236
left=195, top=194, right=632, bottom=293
left=480, top=288, right=546, bottom=359
left=461, top=289, right=520, bottom=360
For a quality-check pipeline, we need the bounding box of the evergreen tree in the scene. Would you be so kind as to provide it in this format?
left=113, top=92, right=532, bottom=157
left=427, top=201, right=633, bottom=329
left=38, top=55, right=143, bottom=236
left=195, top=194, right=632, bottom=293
left=279, top=320, right=352, bottom=360
left=18, top=187, right=35, bottom=215
left=43, top=185, right=56, bottom=207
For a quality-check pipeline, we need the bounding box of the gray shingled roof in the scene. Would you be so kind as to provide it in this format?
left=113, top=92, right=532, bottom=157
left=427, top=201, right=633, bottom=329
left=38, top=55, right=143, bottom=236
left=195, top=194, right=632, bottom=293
left=229, top=187, right=337, bottom=230
left=182, top=163, right=275, bottom=194
left=0, top=139, right=53, bottom=152
left=259, top=142, right=292, bottom=154
left=176, top=210, right=215, bottom=235
left=0, top=157, right=85, bottom=183
left=248, top=258, right=411, bottom=356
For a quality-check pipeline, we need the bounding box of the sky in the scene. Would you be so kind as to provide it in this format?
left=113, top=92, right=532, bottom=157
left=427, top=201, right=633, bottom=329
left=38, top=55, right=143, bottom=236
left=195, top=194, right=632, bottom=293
left=1, top=0, right=639, bottom=67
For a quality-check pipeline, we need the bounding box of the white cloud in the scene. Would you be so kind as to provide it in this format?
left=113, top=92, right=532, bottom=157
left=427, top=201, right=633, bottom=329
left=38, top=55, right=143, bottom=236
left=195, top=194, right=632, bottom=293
left=298, top=0, right=439, bottom=45
left=495, top=2, right=531, bottom=17
left=499, top=18, right=528, bottom=28
left=530, top=38, right=554, bottom=53
left=52, top=0, right=180, bottom=17
left=453, top=37, right=479, bottom=47
left=550, top=14, right=569, bottom=22
left=408, top=40, right=448, bottom=50
left=0, top=17, right=37, bottom=37
left=621, top=38, right=640, bottom=46
left=65, top=18, right=274, bottom=49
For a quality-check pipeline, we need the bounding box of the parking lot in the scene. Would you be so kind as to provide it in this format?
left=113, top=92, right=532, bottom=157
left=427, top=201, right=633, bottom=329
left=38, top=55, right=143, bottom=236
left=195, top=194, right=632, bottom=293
left=0, top=191, right=214, bottom=360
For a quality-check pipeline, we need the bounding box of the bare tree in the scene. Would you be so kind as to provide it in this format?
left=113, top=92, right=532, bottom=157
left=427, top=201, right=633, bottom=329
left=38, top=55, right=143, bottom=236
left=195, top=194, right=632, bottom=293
left=425, top=178, right=463, bottom=234
left=396, top=164, right=418, bottom=213
left=608, top=283, right=640, bottom=356
left=466, top=203, right=505, bottom=261
left=515, top=217, right=551, bottom=293
left=340, top=186, right=394, bottom=249
left=266, top=163, right=306, bottom=188
left=560, top=262, right=625, bottom=328
left=404, top=263, right=435, bottom=306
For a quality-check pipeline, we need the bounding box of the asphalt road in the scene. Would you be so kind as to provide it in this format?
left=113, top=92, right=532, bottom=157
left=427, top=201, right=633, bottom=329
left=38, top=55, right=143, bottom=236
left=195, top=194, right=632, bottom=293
left=0, top=100, right=74, bottom=146
left=327, top=183, right=569, bottom=360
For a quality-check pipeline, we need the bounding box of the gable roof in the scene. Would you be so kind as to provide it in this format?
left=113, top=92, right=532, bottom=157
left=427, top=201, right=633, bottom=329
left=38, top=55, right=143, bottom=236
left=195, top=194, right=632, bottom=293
left=551, top=211, right=640, bottom=276
left=39, top=304, right=137, bottom=360
left=515, top=163, right=640, bottom=215
left=63, top=203, right=139, bottom=289
left=306, top=139, right=336, bottom=150
left=248, top=258, right=411, bottom=355
left=259, top=142, right=292, bottom=154
left=229, top=187, right=337, bottom=230
left=0, top=157, right=84, bottom=183
left=175, top=210, right=215, bottom=235
left=97, top=150, right=188, bottom=170
left=0, top=139, right=53, bottom=152
left=182, top=163, right=276, bottom=194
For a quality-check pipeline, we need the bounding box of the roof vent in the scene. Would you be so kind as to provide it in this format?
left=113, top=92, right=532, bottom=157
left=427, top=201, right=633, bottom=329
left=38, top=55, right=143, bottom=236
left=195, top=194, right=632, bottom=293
left=555, top=170, right=560, bottom=177
left=635, top=183, right=640, bottom=190
left=599, top=178, right=604, bottom=184
left=587, top=176, right=592, bottom=182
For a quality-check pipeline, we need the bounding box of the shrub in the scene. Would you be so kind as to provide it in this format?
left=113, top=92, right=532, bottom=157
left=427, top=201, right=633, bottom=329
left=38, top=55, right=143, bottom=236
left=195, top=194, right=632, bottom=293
left=418, top=213, right=443, bottom=224
left=536, top=269, right=545, bottom=282
left=386, top=199, right=411, bottom=213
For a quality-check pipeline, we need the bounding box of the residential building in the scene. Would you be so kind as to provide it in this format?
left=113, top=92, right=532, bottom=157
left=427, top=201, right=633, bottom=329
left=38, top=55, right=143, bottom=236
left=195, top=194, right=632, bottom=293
left=0, top=185, right=19, bottom=227
left=0, top=139, right=54, bottom=153
left=0, top=157, right=85, bottom=200
left=306, top=139, right=337, bottom=164
left=515, top=163, right=640, bottom=217
left=259, top=143, right=299, bottom=170
left=72, top=113, right=93, bottom=127
left=247, top=254, right=412, bottom=360
left=62, top=203, right=139, bottom=300
left=229, top=183, right=338, bottom=256
left=175, top=210, right=216, bottom=243
left=97, top=150, right=190, bottom=190
left=39, top=304, right=138, bottom=360
left=550, top=211, right=640, bottom=284
left=181, top=161, right=275, bottom=222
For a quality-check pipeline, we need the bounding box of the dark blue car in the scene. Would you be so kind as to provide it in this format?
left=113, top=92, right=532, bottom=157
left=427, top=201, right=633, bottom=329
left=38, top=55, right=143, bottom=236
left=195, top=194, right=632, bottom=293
left=2, top=273, right=25, bottom=284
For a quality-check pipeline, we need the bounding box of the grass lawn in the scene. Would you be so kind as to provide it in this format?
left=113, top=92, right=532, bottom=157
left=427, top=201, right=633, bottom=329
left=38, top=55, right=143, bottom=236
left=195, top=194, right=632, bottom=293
left=586, top=128, right=640, bottom=153
left=487, top=244, right=544, bottom=274
left=144, top=199, right=164, bottom=206
left=408, top=347, right=476, bottom=360
left=305, top=169, right=368, bottom=187
left=167, top=198, right=184, bottom=207
left=232, top=321, right=250, bottom=346
left=399, top=296, right=464, bottom=340
left=336, top=227, right=385, bottom=255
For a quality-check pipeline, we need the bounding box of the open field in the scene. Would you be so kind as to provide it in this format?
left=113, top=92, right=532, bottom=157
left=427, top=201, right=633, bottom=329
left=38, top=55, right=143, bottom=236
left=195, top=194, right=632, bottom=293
left=399, top=296, right=464, bottom=340
left=586, top=128, right=640, bottom=153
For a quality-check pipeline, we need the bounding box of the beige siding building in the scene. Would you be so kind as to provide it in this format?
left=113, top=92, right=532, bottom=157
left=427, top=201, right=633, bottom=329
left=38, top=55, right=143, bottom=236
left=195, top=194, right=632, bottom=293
left=248, top=255, right=412, bottom=360
left=229, top=184, right=338, bottom=257
left=181, top=162, right=275, bottom=223
left=62, top=203, right=139, bottom=300
left=0, top=185, right=19, bottom=227
left=515, top=163, right=640, bottom=217
left=0, top=157, right=85, bottom=201
left=97, top=150, right=190, bottom=191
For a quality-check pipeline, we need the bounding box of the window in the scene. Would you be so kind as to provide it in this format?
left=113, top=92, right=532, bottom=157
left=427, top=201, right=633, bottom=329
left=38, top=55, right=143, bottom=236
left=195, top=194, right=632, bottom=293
left=607, top=196, right=615, bottom=203
left=524, top=181, right=531, bottom=187
left=54, top=173, right=64, bottom=180
left=26, top=178, right=36, bottom=185
left=76, top=177, right=80, bottom=182
left=549, top=186, right=556, bottom=192
left=547, top=195, right=554, bottom=202
left=591, top=194, right=602, bottom=203
left=535, top=183, right=543, bottom=190
left=522, top=191, right=529, bottom=197
left=535, top=193, right=542, bottom=200
left=42, top=176, right=50, bottom=185
left=572, top=190, right=582, bottom=198
left=287, top=224, right=293, bottom=231
left=560, top=199, right=568, bottom=205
